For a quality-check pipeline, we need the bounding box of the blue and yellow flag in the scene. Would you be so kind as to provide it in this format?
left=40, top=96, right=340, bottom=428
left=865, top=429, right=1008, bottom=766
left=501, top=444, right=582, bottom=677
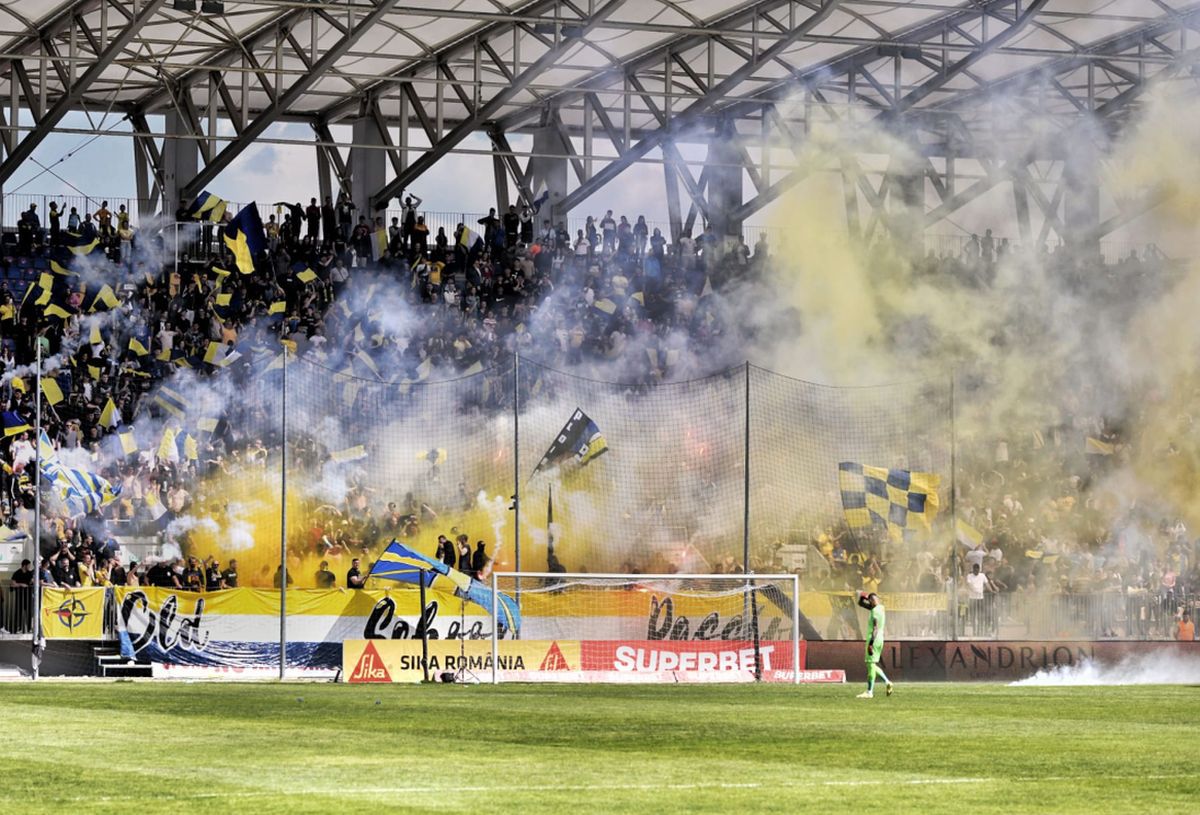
left=370, top=540, right=521, bottom=636
left=153, top=386, right=189, bottom=418
left=532, top=408, right=608, bottom=475
left=37, top=430, right=120, bottom=516
left=1, top=410, right=31, bottom=437
left=838, top=462, right=940, bottom=542
left=222, top=203, right=266, bottom=275
left=184, top=191, right=229, bottom=223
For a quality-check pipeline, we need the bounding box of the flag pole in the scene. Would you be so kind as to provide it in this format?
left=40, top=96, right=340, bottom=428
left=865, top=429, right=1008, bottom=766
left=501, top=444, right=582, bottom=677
left=279, top=345, right=288, bottom=680
left=32, top=340, right=42, bottom=680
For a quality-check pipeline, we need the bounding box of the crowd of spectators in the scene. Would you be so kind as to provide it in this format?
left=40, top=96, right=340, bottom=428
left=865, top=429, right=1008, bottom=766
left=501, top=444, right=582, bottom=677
left=0, top=189, right=1194, bottom=640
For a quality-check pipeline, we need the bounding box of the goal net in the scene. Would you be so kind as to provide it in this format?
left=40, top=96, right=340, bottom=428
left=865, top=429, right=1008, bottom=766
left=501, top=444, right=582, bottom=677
left=487, top=572, right=805, bottom=684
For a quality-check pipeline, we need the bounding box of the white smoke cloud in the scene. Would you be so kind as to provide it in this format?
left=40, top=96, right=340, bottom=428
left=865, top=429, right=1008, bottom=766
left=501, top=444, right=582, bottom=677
left=1011, top=651, right=1200, bottom=686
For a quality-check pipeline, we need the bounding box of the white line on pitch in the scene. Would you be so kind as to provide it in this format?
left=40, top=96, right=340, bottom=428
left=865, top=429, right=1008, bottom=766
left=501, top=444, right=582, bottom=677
left=32, top=773, right=1200, bottom=804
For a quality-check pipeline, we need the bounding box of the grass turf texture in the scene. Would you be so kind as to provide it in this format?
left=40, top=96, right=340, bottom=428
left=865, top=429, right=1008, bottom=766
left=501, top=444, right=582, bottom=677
left=1, top=682, right=1197, bottom=814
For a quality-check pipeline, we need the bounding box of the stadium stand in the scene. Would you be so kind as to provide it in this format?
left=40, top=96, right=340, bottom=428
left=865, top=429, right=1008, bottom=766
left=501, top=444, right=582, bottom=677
left=0, top=193, right=1193, bottom=642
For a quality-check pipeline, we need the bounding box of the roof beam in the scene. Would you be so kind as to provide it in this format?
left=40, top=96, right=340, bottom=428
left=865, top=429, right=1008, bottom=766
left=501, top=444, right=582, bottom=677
left=320, top=0, right=562, bottom=125
left=0, top=0, right=168, bottom=187
left=181, top=0, right=400, bottom=200
left=369, top=0, right=629, bottom=208
left=135, top=5, right=313, bottom=113
left=556, top=0, right=842, bottom=214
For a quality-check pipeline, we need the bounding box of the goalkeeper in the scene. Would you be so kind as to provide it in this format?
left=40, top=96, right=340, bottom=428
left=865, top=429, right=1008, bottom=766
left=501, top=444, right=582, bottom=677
left=857, top=592, right=893, bottom=699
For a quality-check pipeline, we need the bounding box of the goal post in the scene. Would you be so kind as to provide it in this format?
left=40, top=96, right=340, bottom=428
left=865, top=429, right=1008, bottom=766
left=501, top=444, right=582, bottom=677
left=488, top=572, right=802, bottom=684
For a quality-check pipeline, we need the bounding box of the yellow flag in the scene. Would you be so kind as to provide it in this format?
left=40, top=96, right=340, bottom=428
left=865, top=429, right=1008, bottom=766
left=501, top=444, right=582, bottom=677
left=41, top=377, right=64, bottom=405
left=12, top=376, right=26, bottom=393
left=296, top=268, right=317, bottom=284
left=90, top=284, right=120, bottom=311
left=41, top=587, right=105, bottom=638
left=129, top=338, right=149, bottom=356
left=35, top=273, right=53, bottom=306
left=89, top=324, right=103, bottom=346
left=330, top=445, right=367, bottom=463
left=118, top=428, right=137, bottom=455
left=268, top=301, right=286, bottom=314
left=87, top=365, right=101, bottom=380
left=215, top=293, right=232, bottom=306
left=50, top=259, right=72, bottom=275
left=157, top=426, right=178, bottom=461
left=44, top=303, right=72, bottom=320
left=99, top=398, right=118, bottom=429
left=204, top=342, right=225, bottom=364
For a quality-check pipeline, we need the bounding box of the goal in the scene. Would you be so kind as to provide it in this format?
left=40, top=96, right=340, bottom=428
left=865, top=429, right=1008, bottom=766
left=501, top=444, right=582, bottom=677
left=486, top=572, right=803, bottom=683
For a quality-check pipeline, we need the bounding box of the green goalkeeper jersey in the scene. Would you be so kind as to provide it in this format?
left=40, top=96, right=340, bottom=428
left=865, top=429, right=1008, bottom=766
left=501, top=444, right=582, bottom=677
left=866, top=605, right=885, bottom=662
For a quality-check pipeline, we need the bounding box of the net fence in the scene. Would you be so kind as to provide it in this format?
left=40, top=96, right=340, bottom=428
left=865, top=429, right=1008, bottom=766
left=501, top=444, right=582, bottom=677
left=492, top=573, right=802, bottom=683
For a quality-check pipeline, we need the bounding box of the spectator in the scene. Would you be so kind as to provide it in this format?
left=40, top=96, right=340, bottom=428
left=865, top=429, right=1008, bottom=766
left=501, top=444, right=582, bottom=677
left=346, top=558, right=366, bottom=589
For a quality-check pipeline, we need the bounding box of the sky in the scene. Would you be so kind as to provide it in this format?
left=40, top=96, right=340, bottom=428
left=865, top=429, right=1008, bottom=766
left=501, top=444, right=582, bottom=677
left=1, top=109, right=1186, bottom=258
left=3, top=111, right=700, bottom=229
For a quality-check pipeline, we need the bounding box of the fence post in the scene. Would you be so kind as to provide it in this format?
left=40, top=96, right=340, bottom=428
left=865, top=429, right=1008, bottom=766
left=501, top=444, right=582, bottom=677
left=491, top=570, right=499, bottom=685
left=743, top=361, right=750, bottom=574
left=949, top=371, right=959, bottom=641
left=32, top=341, right=42, bottom=680
left=792, top=574, right=801, bottom=685
left=279, top=347, right=288, bottom=680
left=512, top=352, right=521, bottom=630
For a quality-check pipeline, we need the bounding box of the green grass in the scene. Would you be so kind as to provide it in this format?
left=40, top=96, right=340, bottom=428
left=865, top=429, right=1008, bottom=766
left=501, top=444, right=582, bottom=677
left=0, top=682, right=1197, bottom=814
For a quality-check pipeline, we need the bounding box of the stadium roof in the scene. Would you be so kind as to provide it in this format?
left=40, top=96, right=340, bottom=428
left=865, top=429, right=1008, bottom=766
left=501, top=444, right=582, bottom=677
left=0, top=0, right=1194, bottom=217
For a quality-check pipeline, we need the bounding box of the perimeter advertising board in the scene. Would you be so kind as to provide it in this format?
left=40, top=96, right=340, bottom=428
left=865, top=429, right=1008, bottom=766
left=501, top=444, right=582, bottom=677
left=344, top=639, right=808, bottom=683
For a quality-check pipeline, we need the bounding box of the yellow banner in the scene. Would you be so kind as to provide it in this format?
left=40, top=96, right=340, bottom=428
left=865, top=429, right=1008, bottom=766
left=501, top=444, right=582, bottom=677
left=344, top=639, right=580, bottom=683
left=42, top=587, right=106, bottom=638
left=113, top=586, right=469, bottom=617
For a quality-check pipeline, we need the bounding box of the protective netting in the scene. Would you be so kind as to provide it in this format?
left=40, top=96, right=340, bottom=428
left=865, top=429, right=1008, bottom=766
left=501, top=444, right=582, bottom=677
left=516, top=359, right=746, bottom=575
left=750, top=365, right=953, bottom=590
left=175, top=355, right=952, bottom=588
left=494, top=573, right=801, bottom=682
left=282, top=356, right=516, bottom=584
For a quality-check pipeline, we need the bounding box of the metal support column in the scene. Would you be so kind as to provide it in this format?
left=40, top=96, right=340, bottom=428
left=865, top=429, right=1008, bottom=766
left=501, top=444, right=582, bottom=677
left=350, top=115, right=386, bottom=216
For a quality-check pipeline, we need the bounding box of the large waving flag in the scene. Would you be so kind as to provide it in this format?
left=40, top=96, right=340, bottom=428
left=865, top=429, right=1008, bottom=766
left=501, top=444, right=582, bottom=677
left=532, top=408, right=608, bottom=475
left=223, top=203, right=266, bottom=275
left=370, top=540, right=521, bottom=636
left=184, top=191, right=229, bottom=223
left=37, top=430, right=120, bottom=516
left=838, top=462, right=940, bottom=543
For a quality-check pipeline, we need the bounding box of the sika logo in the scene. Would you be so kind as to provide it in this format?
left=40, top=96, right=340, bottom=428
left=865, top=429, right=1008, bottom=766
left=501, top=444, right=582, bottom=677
left=349, top=641, right=392, bottom=683
left=539, top=641, right=571, bottom=671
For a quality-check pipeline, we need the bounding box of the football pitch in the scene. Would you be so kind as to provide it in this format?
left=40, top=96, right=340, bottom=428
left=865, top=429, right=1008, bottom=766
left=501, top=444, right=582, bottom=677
left=0, top=682, right=1196, bottom=814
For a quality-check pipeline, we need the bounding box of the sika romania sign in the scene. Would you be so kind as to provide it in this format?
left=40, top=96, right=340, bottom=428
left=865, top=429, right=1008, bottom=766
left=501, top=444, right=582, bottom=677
left=344, top=639, right=582, bottom=683
left=343, top=639, right=806, bottom=683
